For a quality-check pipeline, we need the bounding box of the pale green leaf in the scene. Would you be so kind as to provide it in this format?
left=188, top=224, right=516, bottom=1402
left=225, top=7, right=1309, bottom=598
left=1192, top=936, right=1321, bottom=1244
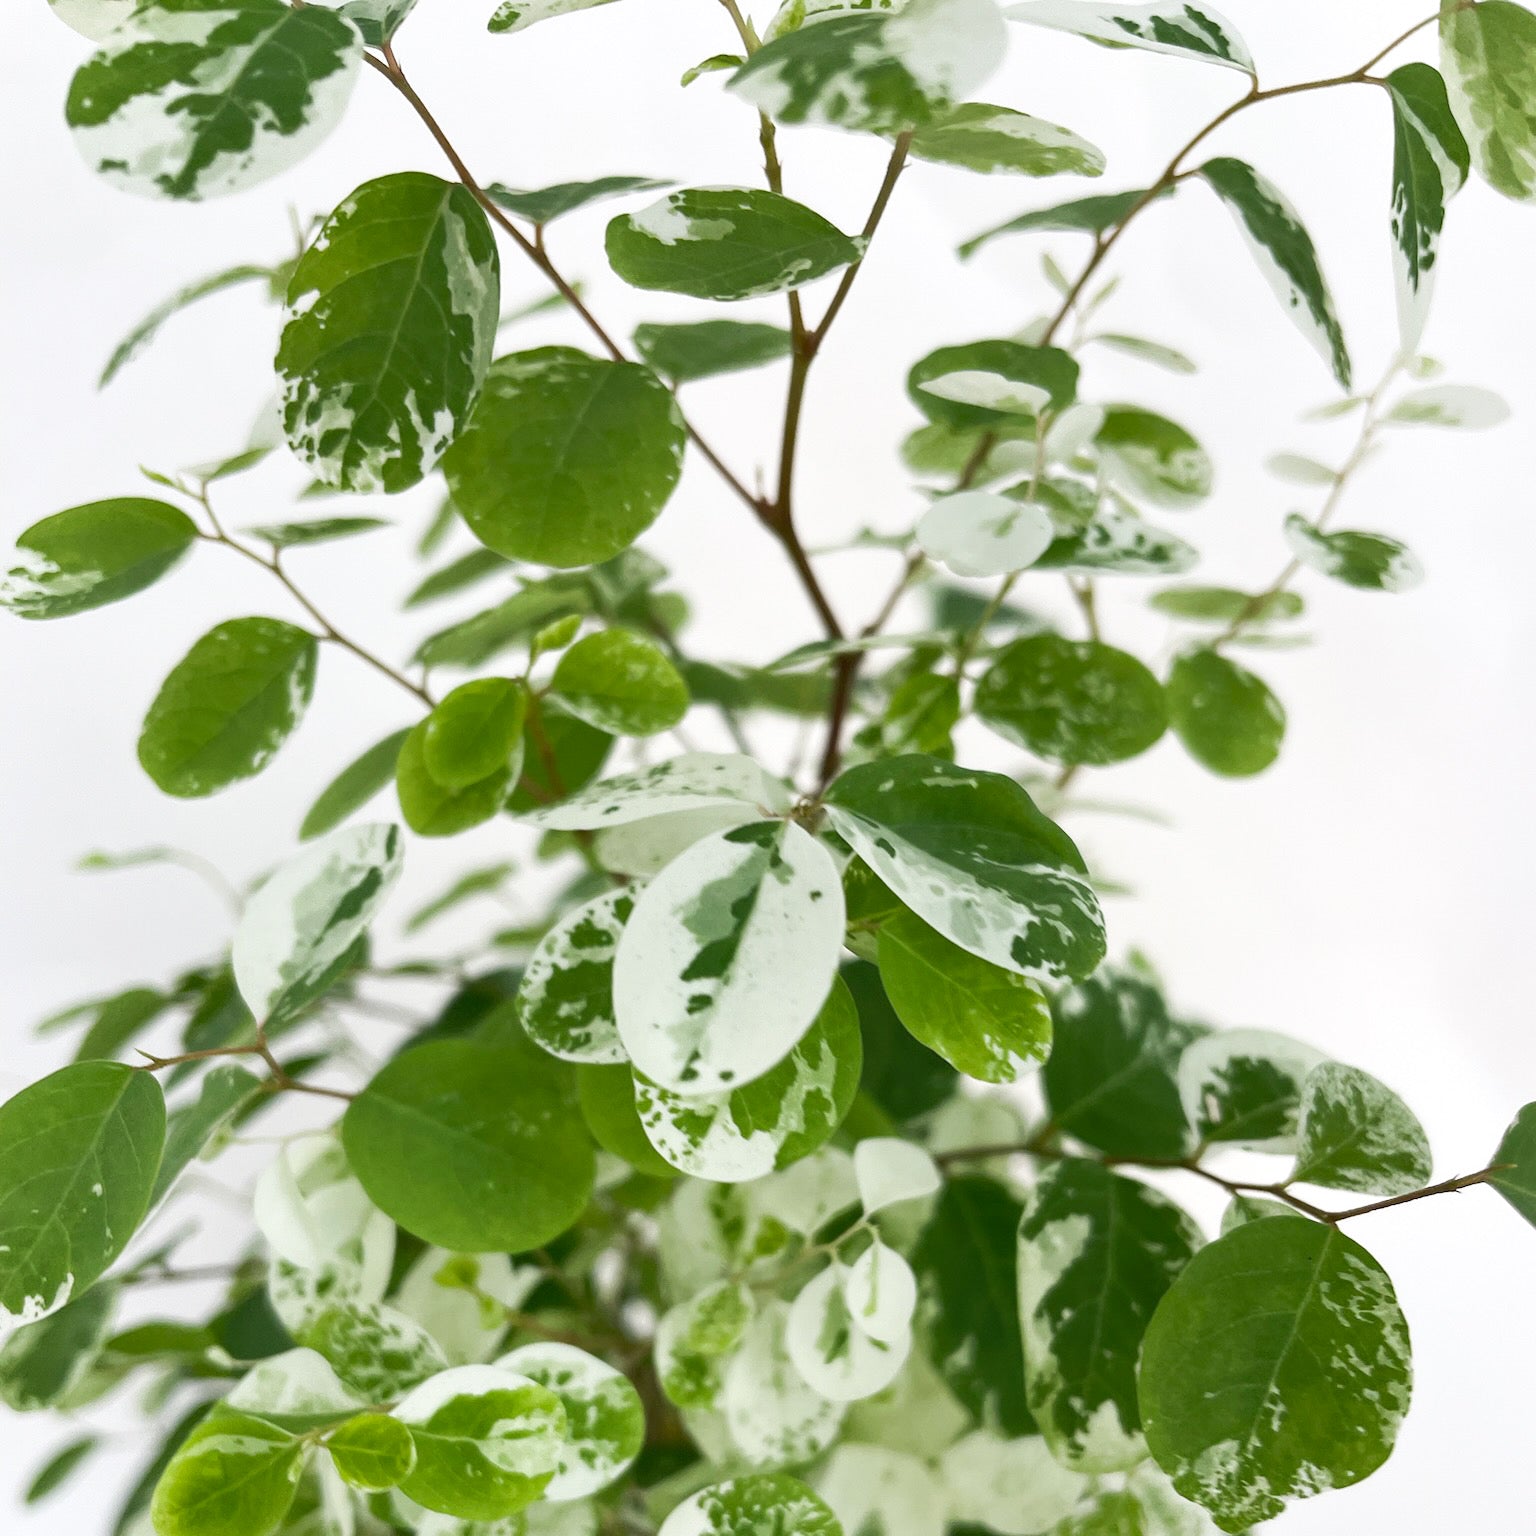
left=1440, top=0, right=1536, bottom=201
left=910, top=102, right=1105, bottom=176
left=550, top=628, right=689, bottom=736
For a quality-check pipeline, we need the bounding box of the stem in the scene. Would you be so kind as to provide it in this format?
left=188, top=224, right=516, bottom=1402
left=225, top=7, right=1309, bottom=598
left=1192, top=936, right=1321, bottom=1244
left=139, top=1029, right=356, bottom=1102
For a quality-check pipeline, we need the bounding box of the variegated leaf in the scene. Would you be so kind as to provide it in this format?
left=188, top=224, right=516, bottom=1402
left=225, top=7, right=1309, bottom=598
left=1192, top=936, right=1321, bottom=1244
left=519, top=888, right=638, bottom=1065
left=519, top=752, right=790, bottom=831
left=723, top=1303, right=845, bottom=1465
left=1005, top=1, right=1253, bottom=74
left=1177, top=1028, right=1327, bottom=1153
left=1289, top=1062, right=1432, bottom=1196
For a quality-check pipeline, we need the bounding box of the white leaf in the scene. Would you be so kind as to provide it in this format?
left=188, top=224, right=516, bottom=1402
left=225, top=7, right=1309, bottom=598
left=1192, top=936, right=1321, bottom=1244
left=519, top=752, right=790, bottom=831
left=225, top=1347, right=365, bottom=1419
left=918, top=370, right=1051, bottom=416
left=723, top=1302, right=845, bottom=1463
left=853, top=1138, right=941, bottom=1214
left=885, top=0, right=1009, bottom=102
left=594, top=804, right=760, bottom=878
left=1386, top=383, right=1510, bottom=429
left=916, top=491, right=1055, bottom=578
left=843, top=1239, right=918, bottom=1344
left=1043, top=402, right=1105, bottom=464
left=939, top=1430, right=1089, bottom=1534
left=394, top=1249, right=540, bottom=1364
left=814, top=1444, right=948, bottom=1536
left=785, top=1263, right=911, bottom=1402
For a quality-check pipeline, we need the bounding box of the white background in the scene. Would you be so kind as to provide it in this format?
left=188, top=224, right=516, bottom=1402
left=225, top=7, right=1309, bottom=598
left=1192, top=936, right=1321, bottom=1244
left=4, top=0, right=1534, bottom=1529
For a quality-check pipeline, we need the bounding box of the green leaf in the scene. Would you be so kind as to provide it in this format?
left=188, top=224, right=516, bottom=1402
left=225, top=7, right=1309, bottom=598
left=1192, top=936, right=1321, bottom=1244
left=1387, top=63, right=1470, bottom=351
left=912, top=1176, right=1034, bottom=1434
left=845, top=958, right=960, bottom=1124
left=1045, top=965, right=1199, bottom=1160
left=1289, top=1062, right=1432, bottom=1195
left=326, top=1412, right=416, bottom=1491
left=66, top=0, right=363, bottom=201
left=655, top=1280, right=753, bottom=1409
left=150, top=1407, right=305, bottom=1536
left=550, top=628, right=689, bottom=736
left=730, top=1, right=1006, bottom=134
left=396, top=718, right=516, bottom=836
left=578, top=1063, right=677, bottom=1177
left=877, top=911, right=1051, bottom=1083
left=909, top=340, right=1079, bottom=429
left=1, top=498, right=198, bottom=620
left=150, top=1064, right=264, bottom=1207
left=333, top=0, right=417, bottom=46
left=519, top=887, right=637, bottom=1065
left=607, top=188, right=864, bottom=301
left=634, top=320, right=793, bottom=383
left=299, top=729, right=410, bottom=841
left=910, top=102, right=1106, bottom=176
left=485, top=175, right=671, bottom=223
left=0, top=1063, right=165, bottom=1327
left=25, top=1435, right=100, bottom=1504
left=1150, top=585, right=1302, bottom=624
left=1440, top=0, right=1536, bottom=200
left=1490, top=1101, right=1536, bottom=1227
left=1197, top=158, right=1352, bottom=388
left=73, top=987, right=168, bottom=1063
left=0, top=1283, right=117, bottom=1410
left=1018, top=1160, right=1201, bottom=1471
left=444, top=347, right=686, bottom=568
left=1166, top=646, right=1285, bottom=777
left=406, top=861, right=516, bottom=934
left=423, top=678, right=528, bottom=789
left=488, top=0, right=619, bottom=33
left=1176, top=1029, right=1324, bottom=1151
left=1090, top=332, right=1198, bottom=373
left=633, top=976, right=862, bottom=1181
left=613, top=820, right=846, bottom=1094
left=1283, top=513, right=1424, bottom=591
left=959, top=186, right=1164, bottom=257
left=405, top=548, right=512, bottom=608
left=100, top=264, right=272, bottom=386
left=976, top=635, right=1168, bottom=766
left=824, top=755, right=1106, bottom=983
left=1095, top=406, right=1212, bottom=506
left=138, top=617, right=318, bottom=798
left=414, top=580, right=592, bottom=669
left=1139, top=1217, right=1411, bottom=1530
left=241, top=516, right=390, bottom=549
left=658, top=1475, right=843, bottom=1536
left=344, top=1039, right=595, bottom=1251
left=507, top=706, right=613, bottom=813
left=394, top=1365, right=565, bottom=1518
left=495, top=1342, right=644, bottom=1498
left=1007, top=1, right=1254, bottom=73
left=233, top=823, right=402, bottom=1024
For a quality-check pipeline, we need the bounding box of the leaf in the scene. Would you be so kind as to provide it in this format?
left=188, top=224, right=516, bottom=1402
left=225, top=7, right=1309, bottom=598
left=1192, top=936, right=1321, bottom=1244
left=1091, top=409, right=1210, bottom=508
left=1139, top=1217, right=1412, bottom=1530
left=0, top=1063, right=165, bottom=1327
left=138, top=618, right=318, bottom=798
left=1045, top=965, right=1200, bottom=1160
left=1283, top=513, right=1424, bottom=592
left=423, top=678, right=528, bottom=789
left=100, top=264, right=272, bottom=386
left=722, top=1303, right=846, bottom=1464
left=415, top=582, right=592, bottom=670
left=1090, top=332, right=1198, bottom=373
left=658, top=1475, right=843, bottom=1536
left=25, top=1435, right=100, bottom=1504
left=233, top=823, right=402, bottom=1024
left=1176, top=1029, right=1325, bottom=1152
left=66, top=0, right=363, bottom=201
left=1166, top=647, right=1285, bottom=777
left=300, top=729, right=410, bottom=841
left=343, top=1040, right=595, bottom=1252
left=0, top=1283, right=117, bottom=1411
left=1035, top=501, right=1198, bottom=576
left=1386, top=64, right=1471, bottom=352
left=606, top=188, right=865, bottom=301
left=519, top=887, right=636, bottom=1065
left=1440, top=0, right=1536, bottom=201
left=634, top=320, right=794, bottom=383
left=71, top=987, right=168, bottom=1063
left=878, top=911, right=1051, bottom=1083
left=443, top=347, right=686, bottom=568
left=326, top=1412, right=416, bottom=1491
left=1, top=498, right=199, bottom=620
left=333, top=0, right=418, bottom=46
left=846, top=960, right=960, bottom=1124
left=910, top=100, right=1105, bottom=176
left=1386, top=381, right=1510, bottom=428
left=406, top=549, right=512, bottom=609
left=614, top=820, right=846, bottom=1095
left=488, top=0, right=619, bottom=33
left=300, top=1300, right=450, bottom=1401
left=940, top=1431, right=1087, bottom=1532
left=976, top=635, right=1168, bottom=766
left=1489, top=1102, right=1536, bottom=1227
left=1018, top=1160, right=1201, bottom=1471
left=407, top=862, right=516, bottom=934
left=731, top=0, right=1007, bottom=133
left=785, top=1256, right=912, bottom=1402
left=550, top=628, right=689, bottom=736
left=519, top=751, right=789, bottom=829
left=916, top=490, right=1054, bottom=578
left=959, top=186, right=1164, bottom=256
left=48, top=0, right=138, bottom=41
left=396, top=719, right=516, bottom=836
left=909, top=340, right=1079, bottom=429
left=1005, top=1, right=1254, bottom=73
left=242, top=516, right=390, bottom=549
left=655, top=1281, right=753, bottom=1409
left=912, top=1176, right=1033, bottom=1434
left=1197, top=158, right=1352, bottom=388
left=1150, top=586, right=1302, bottom=624
left=278, top=173, right=500, bottom=494
left=1289, top=1063, right=1432, bottom=1195
left=825, top=755, right=1105, bottom=983
left=150, top=1407, right=306, bottom=1536
left=578, top=1064, right=677, bottom=1178
left=393, top=1365, right=566, bottom=1519
left=151, top=1064, right=264, bottom=1208
left=495, top=1342, right=643, bottom=1499
left=633, top=977, right=862, bottom=1181
left=485, top=175, right=670, bottom=223
left=507, top=707, right=613, bottom=813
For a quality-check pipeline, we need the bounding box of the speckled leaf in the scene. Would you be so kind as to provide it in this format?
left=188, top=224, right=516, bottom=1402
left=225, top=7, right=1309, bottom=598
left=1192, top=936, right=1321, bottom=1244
left=613, top=819, right=845, bottom=1096
left=233, top=822, right=401, bottom=1025
left=495, top=1343, right=642, bottom=1500
left=1036, top=502, right=1198, bottom=576
left=634, top=320, right=793, bottom=383
left=1489, top=1102, right=1536, bottom=1228
left=659, top=1475, right=843, bottom=1536
left=1166, top=647, right=1285, bottom=778
left=606, top=188, right=864, bottom=301
left=518, top=891, right=636, bottom=1067
left=916, top=490, right=1054, bottom=577
left=1198, top=158, right=1351, bottom=387
left=1095, top=407, right=1212, bottom=507
left=520, top=752, right=790, bottom=831
left=722, top=1303, right=846, bottom=1465
left=150, top=1407, right=306, bottom=1536
left=488, top=0, right=619, bottom=34
left=1152, top=586, right=1303, bottom=624
left=1440, top=0, right=1536, bottom=201
left=66, top=0, right=362, bottom=201
left=443, top=347, right=686, bottom=568
left=299, top=1300, right=450, bottom=1402
left=1006, top=1, right=1253, bottom=73
left=0, top=1283, right=117, bottom=1411
left=1018, top=1160, right=1201, bottom=1471
left=0, top=1063, right=164, bottom=1329
left=823, top=755, right=1106, bottom=984
left=633, top=977, right=861, bottom=1181
left=138, top=617, right=318, bottom=798
left=910, top=102, right=1105, bottom=176
left=550, top=628, right=689, bottom=736
left=1139, top=1217, right=1412, bottom=1531
left=1289, top=1063, right=1431, bottom=1195
left=1283, top=513, right=1424, bottom=591
left=278, top=173, right=500, bottom=494
left=1, top=499, right=198, bottom=619
left=1045, top=965, right=1200, bottom=1161
left=1177, top=1029, right=1325, bottom=1153
left=878, top=911, right=1051, bottom=1083
left=655, top=1281, right=754, bottom=1410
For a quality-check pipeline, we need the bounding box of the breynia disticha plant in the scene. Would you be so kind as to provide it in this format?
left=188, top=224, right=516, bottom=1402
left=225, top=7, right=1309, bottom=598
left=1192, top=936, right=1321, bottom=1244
left=5, top=0, right=1534, bottom=1532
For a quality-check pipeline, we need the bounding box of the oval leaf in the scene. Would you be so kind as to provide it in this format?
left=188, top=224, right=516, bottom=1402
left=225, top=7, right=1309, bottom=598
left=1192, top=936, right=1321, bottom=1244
left=1166, top=646, right=1285, bottom=777
left=550, top=628, right=689, bottom=737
